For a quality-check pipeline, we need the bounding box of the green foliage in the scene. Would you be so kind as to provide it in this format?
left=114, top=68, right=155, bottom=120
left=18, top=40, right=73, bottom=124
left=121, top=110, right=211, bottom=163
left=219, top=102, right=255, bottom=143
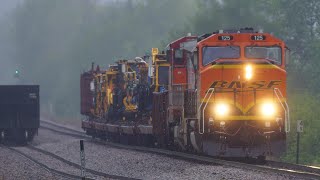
left=283, top=92, right=320, bottom=165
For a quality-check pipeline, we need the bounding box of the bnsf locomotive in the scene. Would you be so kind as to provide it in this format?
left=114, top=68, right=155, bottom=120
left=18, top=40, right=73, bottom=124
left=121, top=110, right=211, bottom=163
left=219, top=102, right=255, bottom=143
left=81, top=28, right=290, bottom=158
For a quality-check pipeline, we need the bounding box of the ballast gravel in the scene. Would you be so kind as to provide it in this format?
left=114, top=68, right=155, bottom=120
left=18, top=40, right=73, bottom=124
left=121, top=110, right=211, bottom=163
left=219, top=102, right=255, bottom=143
left=34, top=128, right=302, bottom=180
left=13, top=145, right=101, bottom=179
left=1, top=126, right=308, bottom=180
left=0, top=146, right=61, bottom=180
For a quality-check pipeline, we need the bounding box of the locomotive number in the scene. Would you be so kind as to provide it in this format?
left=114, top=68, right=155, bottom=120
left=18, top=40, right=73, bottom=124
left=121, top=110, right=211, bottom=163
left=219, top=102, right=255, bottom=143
left=251, top=35, right=266, bottom=41
left=218, top=35, right=233, bottom=41
left=222, top=36, right=231, bottom=40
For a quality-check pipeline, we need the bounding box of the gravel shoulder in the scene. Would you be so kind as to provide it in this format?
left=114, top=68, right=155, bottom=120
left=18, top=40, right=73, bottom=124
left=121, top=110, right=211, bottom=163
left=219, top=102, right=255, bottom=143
left=0, top=126, right=307, bottom=180
left=0, top=146, right=59, bottom=180
left=33, top=128, right=299, bottom=180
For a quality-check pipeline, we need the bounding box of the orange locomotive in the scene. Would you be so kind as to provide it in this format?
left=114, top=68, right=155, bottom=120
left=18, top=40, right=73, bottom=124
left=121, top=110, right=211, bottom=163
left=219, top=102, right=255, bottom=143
left=81, top=28, right=290, bottom=158
left=193, top=28, right=289, bottom=157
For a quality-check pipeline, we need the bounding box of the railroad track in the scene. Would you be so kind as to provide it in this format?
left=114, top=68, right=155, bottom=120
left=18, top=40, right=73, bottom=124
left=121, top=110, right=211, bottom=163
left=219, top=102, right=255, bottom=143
left=40, top=120, right=320, bottom=180
left=2, top=121, right=139, bottom=180
left=3, top=144, right=137, bottom=180
left=26, top=145, right=138, bottom=180
left=3, top=145, right=87, bottom=180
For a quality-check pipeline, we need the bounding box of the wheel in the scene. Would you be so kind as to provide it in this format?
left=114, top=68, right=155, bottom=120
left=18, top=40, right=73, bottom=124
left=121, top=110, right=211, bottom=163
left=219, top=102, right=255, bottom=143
left=257, top=155, right=266, bottom=164
left=24, top=130, right=29, bottom=141
left=14, top=129, right=28, bottom=145
left=0, top=131, right=5, bottom=142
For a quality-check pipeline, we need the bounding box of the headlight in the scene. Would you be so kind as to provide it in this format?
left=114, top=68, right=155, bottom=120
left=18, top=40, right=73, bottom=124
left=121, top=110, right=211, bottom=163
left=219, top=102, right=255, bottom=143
left=215, top=103, right=229, bottom=116
left=261, top=103, right=276, bottom=117
left=245, top=64, right=253, bottom=80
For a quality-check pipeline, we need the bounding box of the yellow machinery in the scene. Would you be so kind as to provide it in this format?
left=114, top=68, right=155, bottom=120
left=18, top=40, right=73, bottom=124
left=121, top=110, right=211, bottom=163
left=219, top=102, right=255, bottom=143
left=92, top=71, right=108, bottom=118
left=151, top=48, right=170, bottom=92
left=90, top=55, right=152, bottom=120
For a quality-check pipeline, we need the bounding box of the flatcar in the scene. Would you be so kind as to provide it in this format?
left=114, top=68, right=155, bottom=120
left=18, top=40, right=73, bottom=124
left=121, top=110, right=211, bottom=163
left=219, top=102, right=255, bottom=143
left=0, top=85, right=39, bottom=143
left=81, top=28, right=290, bottom=159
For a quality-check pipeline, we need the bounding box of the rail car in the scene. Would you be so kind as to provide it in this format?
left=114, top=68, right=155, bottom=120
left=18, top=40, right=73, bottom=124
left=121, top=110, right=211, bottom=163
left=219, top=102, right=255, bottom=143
left=81, top=28, right=290, bottom=158
left=0, top=85, right=40, bottom=143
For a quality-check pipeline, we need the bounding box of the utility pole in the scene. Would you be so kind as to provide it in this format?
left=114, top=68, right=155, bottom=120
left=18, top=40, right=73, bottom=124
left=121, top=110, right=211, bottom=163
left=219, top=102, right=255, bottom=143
left=296, top=120, right=303, bottom=164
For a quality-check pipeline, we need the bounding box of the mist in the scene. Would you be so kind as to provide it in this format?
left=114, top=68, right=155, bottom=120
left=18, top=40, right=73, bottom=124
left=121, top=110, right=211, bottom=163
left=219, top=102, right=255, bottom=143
left=0, top=0, right=23, bottom=84
left=0, top=0, right=196, bottom=117
left=0, top=0, right=320, bottom=164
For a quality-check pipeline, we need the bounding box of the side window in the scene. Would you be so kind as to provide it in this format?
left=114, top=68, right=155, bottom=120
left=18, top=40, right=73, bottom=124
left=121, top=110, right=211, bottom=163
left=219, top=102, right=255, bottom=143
left=158, top=66, right=169, bottom=85
left=192, top=51, right=198, bottom=70
left=175, top=49, right=183, bottom=58
left=174, top=49, right=184, bottom=65
left=285, top=48, right=290, bottom=65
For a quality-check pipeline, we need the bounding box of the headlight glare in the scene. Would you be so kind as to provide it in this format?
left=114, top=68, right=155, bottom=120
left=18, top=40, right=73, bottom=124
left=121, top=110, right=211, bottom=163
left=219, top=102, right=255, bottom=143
left=245, top=64, right=253, bottom=80
left=261, top=103, right=276, bottom=117
left=215, top=103, right=229, bottom=116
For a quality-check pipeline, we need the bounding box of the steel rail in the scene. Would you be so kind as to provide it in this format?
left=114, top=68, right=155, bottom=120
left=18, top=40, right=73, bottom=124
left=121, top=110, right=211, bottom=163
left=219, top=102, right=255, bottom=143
left=40, top=120, right=85, bottom=135
left=41, top=120, right=320, bottom=180
left=26, top=145, right=138, bottom=180
left=40, top=125, right=86, bottom=139
left=3, top=145, right=87, bottom=180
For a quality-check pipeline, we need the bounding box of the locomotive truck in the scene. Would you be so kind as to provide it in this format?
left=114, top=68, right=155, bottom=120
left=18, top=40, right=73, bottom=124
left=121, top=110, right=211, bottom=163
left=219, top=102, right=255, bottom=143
left=81, top=28, right=290, bottom=158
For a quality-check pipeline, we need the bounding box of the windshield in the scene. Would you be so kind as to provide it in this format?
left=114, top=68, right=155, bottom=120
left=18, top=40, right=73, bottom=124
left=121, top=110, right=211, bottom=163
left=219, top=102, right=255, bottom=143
left=202, top=46, right=240, bottom=66
left=245, top=46, right=282, bottom=65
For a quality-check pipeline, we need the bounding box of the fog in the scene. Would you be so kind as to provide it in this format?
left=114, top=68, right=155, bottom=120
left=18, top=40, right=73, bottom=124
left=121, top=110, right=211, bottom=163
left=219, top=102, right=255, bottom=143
left=0, top=0, right=319, bottom=165
left=0, top=0, right=22, bottom=84
left=0, top=0, right=195, bottom=117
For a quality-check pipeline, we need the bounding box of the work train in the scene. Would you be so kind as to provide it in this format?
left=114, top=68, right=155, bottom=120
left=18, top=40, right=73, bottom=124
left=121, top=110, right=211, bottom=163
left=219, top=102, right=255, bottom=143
left=81, top=28, right=290, bottom=158
left=0, top=85, right=40, bottom=143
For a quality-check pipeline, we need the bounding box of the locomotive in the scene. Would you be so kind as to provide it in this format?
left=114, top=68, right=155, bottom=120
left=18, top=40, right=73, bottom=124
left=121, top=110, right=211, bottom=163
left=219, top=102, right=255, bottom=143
left=81, top=28, right=290, bottom=158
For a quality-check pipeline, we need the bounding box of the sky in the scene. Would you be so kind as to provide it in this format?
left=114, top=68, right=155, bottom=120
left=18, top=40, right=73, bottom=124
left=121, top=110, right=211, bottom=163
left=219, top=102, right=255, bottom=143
left=0, top=0, right=23, bottom=18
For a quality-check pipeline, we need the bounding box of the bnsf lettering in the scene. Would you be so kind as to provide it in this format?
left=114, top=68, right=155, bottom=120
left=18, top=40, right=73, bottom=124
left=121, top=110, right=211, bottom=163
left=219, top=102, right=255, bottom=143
left=249, top=81, right=266, bottom=89
left=266, top=81, right=281, bottom=88
left=210, top=80, right=281, bottom=89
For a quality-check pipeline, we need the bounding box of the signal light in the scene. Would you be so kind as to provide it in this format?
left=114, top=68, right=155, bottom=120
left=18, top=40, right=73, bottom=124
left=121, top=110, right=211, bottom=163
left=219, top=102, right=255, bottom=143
left=14, top=69, right=20, bottom=78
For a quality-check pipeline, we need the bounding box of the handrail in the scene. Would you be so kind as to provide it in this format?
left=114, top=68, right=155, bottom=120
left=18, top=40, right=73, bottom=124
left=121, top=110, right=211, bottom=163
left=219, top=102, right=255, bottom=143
left=274, top=88, right=290, bottom=132
left=198, top=88, right=215, bottom=134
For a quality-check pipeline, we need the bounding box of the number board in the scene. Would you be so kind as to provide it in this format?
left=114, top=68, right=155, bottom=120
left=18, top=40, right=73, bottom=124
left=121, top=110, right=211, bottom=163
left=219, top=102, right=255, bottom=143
left=218, top=35, right=234, bottom=41
left=251, top=35, right=266, bottom=41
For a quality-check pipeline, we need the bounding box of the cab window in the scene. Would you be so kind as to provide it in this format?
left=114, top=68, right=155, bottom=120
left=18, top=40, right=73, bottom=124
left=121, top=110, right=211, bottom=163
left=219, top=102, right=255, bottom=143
left=245, top=46, right=282, bottom=65
left=202, top=46, right=240, bottom=66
